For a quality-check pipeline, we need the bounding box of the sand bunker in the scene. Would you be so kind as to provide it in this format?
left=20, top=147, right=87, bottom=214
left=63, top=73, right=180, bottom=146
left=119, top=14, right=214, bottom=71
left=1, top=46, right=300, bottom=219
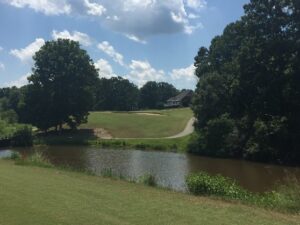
left=134, top=113, right=163, bottom=116
left=93, top=128, right=113, bottom=139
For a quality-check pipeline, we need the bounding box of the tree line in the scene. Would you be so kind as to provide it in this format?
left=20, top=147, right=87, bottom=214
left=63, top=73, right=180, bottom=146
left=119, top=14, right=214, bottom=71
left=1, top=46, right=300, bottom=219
left=0, top=39, right=183, bottom=132
left=190, top=0, right=300, bottom=165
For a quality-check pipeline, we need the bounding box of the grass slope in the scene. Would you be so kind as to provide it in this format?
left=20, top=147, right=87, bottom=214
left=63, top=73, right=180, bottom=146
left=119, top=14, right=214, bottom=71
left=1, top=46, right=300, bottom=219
left=0, top=160, right=299, bottom=225
left=80, top=108, right=193, bottom=138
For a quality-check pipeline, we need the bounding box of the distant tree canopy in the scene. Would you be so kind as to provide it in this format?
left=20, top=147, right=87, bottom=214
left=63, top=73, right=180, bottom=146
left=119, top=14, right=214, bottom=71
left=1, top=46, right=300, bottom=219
left=139, top=81, right=179, bottom=109
left=191, top=0, right=300, bottom=164
left=22, top=39, right=98, bottom=131
left=94, top=77, right=139, bottom=111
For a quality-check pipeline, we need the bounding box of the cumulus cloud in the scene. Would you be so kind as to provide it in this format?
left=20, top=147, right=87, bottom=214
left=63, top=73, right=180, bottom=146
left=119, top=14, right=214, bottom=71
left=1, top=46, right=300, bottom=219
left=1, top=0, right=207, bottom=42
left=84, top=0, right=106, bottom=16
left=4, top=73, right=30, bottom=87
left=10, top=38, right=45, bottom=62
left=170, top=64, right=197, bottom=89
left=52, top=30, right=92, bottom=46
left=125, top=60, right=166, bottom=87
left=102, top=0, right=207, bottom=41
left=94, top=59, right=117, bottom=79
left=4, top=0, right=71, bottom=15
left=97, top=41, right=125, bottom=66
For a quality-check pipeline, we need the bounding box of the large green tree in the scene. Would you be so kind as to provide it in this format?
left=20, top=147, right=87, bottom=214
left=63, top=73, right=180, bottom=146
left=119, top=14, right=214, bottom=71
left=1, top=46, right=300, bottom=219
left=139, top=81, right=178, bottom=109
left=94, top=77, right=139, bottom=111
left=191, top=0, right=300, bottom=164
left=23, top=39, right=98, bottom=131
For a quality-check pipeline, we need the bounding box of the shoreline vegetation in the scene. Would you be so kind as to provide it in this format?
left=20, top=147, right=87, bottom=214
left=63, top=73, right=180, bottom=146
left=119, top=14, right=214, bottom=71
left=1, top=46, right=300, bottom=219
left=33, top=132, right=192, bottom=153
left=1, top=153, right=299, bottom=225
left=4, top=152, right=300, bottom=215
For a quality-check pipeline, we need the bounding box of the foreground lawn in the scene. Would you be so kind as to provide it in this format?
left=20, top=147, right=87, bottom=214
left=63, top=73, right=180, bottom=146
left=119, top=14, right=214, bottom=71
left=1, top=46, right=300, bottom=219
left=80, top=108, right=193, bottom=138
left=0, top=161, right=299, bottom=225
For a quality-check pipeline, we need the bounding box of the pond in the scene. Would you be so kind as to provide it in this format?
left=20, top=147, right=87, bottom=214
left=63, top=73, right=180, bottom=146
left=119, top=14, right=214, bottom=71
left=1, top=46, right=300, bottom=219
left=1, top=146, right=300, bottom=192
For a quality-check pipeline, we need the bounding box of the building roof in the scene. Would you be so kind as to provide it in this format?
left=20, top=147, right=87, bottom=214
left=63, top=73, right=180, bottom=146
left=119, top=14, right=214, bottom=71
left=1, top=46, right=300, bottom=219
left=167, top=90, right=193, bottom=102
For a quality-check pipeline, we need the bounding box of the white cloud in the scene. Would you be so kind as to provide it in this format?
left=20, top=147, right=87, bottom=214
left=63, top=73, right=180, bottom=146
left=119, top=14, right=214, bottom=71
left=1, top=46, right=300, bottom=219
left=97, top=41, right=125, bottom=66
left=170, top=64, right=197, bottom=89
left=125, top=34, right=147, bottom=44
left=0, top=46, right=3, bottom=51
left=84, top=0, right=106, bottom=16
left=52, top=30, right=92, bottom=46
left=125, top=60, right=166, bottom=87
left=6, top=0, right=71, bottom=15
left=188, top=13, right=200, bottom=19
left=184, top=22, right=203, bottom=34
left=102, top=0, right=206, bottom=41
left=2, top=0, right=207, bottom=41
left=185, top=0, right=207, bottom=10
left=4, top=73, right=30, bottom=87
left=10, top=38, right=45, bottom=62
left=95, top=59, right=117, bottom=79
left=0, top=62, right=5, bottom=70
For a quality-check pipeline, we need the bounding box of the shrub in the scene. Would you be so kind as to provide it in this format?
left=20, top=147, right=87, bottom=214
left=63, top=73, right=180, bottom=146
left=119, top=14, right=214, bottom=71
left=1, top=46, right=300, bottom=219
left=139, top=173, right=157, bottom=187
left=10, top=151, right=21, bottom=160
left=188, top=114, right=239, bottom=157
left=11, top=125, right=33, bottom=147
left=186, top=172, right=249, bottom=199
left=16, top=151, right=52, bottom=168
left=186, top=172, right=300, bottom=213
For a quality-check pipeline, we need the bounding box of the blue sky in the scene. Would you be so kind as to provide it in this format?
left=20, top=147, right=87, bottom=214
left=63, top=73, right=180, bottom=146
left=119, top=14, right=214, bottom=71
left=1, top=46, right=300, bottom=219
left=0, top=0, right=249, bottom=89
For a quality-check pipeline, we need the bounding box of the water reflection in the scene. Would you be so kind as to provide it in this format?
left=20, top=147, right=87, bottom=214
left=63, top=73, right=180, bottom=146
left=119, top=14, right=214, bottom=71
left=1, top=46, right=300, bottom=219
left=1, top=146, right=300, bottom=192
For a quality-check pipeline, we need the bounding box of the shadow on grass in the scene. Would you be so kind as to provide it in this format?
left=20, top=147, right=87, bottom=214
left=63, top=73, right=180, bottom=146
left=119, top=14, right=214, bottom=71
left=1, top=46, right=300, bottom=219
left=34, top=129, right=98, bottom=146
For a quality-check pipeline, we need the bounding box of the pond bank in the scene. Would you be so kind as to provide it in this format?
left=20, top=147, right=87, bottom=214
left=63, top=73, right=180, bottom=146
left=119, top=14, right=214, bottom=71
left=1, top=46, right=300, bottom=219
left=0, top=160, right=299, bottom=225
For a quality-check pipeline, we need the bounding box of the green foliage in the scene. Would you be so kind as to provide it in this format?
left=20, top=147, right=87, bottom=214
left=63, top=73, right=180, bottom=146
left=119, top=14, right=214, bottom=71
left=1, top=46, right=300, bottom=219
left=186, top=172, right=248, bottom=199
left=0, top=118, right=33, bottom=147
left=186, top=172, right=300, bottom=213
left=4, top=151, right=21, bottom=160
left=0, top=109, right=18, bottom=124
left=139, top=81, right=179, bottom=109
left=94, top=77, right=139, bottom=111
left=101, top=168, right=114, bottom=178
left=15, top=151, right=52, bottom=168
left=188, top=114, right=238, bottom=157
left=191, top=0, right=300, bottom=164
left=22, top=39, right=98, bottom=131
left=11, top=125, right=33, bottom=147
left=138, top=173, right=157, bottom=187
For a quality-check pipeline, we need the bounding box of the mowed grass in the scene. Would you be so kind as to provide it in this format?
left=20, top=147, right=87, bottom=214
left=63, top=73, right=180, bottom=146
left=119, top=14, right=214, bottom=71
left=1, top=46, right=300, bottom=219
left=80, top=108, right=193, bottom=138
left=0, top=161, right=299, bottom=225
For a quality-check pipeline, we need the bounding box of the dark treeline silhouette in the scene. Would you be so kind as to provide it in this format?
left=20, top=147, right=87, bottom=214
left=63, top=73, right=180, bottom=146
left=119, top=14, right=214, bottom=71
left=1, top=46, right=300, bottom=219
left=190, top=0, right=300, bottom=165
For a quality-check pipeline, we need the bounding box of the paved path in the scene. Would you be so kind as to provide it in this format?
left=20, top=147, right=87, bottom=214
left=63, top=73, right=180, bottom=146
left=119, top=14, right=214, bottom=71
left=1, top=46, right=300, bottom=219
left=164, top=117, right=195, bottom=139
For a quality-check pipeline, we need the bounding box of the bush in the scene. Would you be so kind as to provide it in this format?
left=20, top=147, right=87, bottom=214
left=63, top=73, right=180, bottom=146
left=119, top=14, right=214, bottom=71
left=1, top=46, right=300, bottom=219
left=188, top=114, right=239, bottom=157
left=186, top=172, right=249, bottom=199
left=10, top=151, right=21, bottom=160
left=16, top=151, right=52, bottom=168
left=139, top=174, right=157, bottom=187
left=11, top=125, right=33, bottom=147
left=186, top=172, right=300, bottom=213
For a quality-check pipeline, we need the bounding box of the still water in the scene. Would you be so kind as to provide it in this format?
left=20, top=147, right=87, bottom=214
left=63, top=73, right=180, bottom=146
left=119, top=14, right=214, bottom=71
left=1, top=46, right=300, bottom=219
left=1, top=146, right=300, bottom=192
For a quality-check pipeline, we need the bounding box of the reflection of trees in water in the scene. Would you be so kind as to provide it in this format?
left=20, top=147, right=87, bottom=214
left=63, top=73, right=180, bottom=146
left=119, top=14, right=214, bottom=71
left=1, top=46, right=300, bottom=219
left=22, top=146, right=300, bottom=193
left=185, top=155, right=300, bottom=192
left=127, top=151, right=190, bottom=190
